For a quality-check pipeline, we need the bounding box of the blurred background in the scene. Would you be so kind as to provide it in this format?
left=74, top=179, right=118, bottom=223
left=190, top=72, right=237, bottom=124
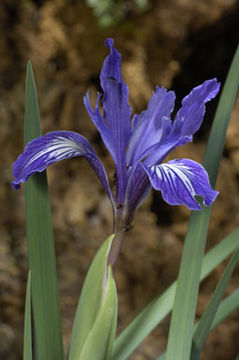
left=1, top=0, right=239, bottom=359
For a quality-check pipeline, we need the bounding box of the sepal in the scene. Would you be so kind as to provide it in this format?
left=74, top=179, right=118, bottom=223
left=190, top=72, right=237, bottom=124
left=143, top=159, right=218, bottom=210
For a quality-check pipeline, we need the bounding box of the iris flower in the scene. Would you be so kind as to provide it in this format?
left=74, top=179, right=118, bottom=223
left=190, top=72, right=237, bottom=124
left=12, top=38, right=220, bottom=261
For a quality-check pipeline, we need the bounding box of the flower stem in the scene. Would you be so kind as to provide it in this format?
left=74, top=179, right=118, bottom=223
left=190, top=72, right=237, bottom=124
left=108, top=229, right=126, bottom=267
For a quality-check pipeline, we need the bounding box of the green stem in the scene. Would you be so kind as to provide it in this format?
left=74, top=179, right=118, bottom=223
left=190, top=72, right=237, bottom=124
left=108, top=230, right=126, bottom=267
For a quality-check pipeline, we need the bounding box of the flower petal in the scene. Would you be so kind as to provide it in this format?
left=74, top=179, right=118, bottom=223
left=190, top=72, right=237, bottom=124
left=86, top=39, right=131, bottom=167
left=172, top=79, right=220, bottom=137
left=127, top=86, right=175, bottom=166
left=100, top=38, right=132, bottom=203
left=144, top=79, right=220, bottom=167
left=143, top=159, right=218, bottom=210
left=100, top=39, right=131, bottom=153
left=100, top=38, right=128, bottom=95
left=143, top=135, right=192, bottom=166
left=123, top=163, right=151, bottom=226
left=12, top=131, right=114, bottom=204
left=84, top=92, right=116, bottom=162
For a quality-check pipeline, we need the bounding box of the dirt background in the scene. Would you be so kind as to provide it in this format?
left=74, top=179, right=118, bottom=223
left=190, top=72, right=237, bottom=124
left=0, top=0, right=239, bottom=359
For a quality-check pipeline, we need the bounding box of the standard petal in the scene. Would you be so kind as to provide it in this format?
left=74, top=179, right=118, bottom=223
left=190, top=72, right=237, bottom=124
left=127, top=86, right=175, bottom=166
left=84, top=92, right=116, bottom=163
left=100, top=38, right=132, bottom=203
left=143, top=135, right=192, bottom=166
left=143, top=159, right=218, bottom=210
left=172, top=79, right=220, bottom=137
left=12, top=131, right=114, bottom=204
left=85, top=39, right=131, bottom=169
left=123, top=163, right=151, bottom=227
left=100, top=38, right=128, bottom=95
left=100, top=38, right=131, bottom=149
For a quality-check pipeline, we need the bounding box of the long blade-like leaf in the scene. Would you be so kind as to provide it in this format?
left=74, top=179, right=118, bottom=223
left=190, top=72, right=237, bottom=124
left=24, top=62, right=64, bottom=360
left=78, top=267, right=117, bottom=360
left=211, top=288, right=239, bottom=329
left=166, top=45, right=239, bottom=360
left=23, top=271, right=32, bottom=360
left=69, top=235, right=117, bottom=360
left=111, top=228, right=239, bottom=360
left=191, top=248, right=239, bottom=359
left=157, top=288, right=239, bottom=360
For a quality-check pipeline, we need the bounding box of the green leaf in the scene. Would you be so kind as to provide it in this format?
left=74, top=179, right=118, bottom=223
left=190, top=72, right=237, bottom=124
left=157, top=288, right=239, bottom=360
left=69, top=235, right=117, bottom=360
left=191, top=248, right=239, bottom=359
left=23, top=271, right=32, bottom=360
left=211, top=288, right=239, bottom=329
left=24, top=62, right=64, bottom=360
left=165, top=44, right=239, bottom=360
left=79, top=267, right=117, bottom=360
left=204, top=46, right=239, bottom=187
left=112, top=228, right=239, bottom=360
left=165, top=209, right=210, bottom=360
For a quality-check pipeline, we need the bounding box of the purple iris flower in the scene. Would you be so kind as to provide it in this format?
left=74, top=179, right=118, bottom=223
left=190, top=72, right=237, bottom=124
left=12, top=38, right=220, bottom=235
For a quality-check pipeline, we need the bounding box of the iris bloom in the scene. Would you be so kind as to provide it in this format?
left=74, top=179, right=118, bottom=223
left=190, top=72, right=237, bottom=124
left=12, top=38, right=220, bottom=248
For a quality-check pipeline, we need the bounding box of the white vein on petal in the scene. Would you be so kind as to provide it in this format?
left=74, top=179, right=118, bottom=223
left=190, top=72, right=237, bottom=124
left=151, top=162, right=196, bottom=194
left=25, top=136, right=85, bottom=168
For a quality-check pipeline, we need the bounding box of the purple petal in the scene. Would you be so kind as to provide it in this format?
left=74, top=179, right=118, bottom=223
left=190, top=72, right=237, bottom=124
left=143, top=159, right=218, bottom=210
left=123, top=163, right=151, bottom=226
left=101, top=38, right=127, bottom=93
left=144, top=135, right=192, bottom=166
left=12, top=131, right=114, bottom=204
left=86, top=39, right=131, bottom=165
left=100, top=38, right=132, bottom=203
left=172, top=79, right=220, bottom=137
left=102, top=77, right=131, bottom=157
left=127, top=86, right=175, bottom=166
left=100, top=38, right=131, bottom=147
left=84, top=92, right=116, bottom=163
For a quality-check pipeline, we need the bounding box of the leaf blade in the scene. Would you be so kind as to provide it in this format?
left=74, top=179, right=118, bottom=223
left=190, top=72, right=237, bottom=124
left=191, top=248, right=239, bottom=359
left=69, top=235, right=117, bottom=360
left=23, top=271, right=32, bottom=360
left=24, top=62, right=64, bottom=360
left=165, top=44, right=239, bottom=360
left=211, top=288, right=239, bottom=329
left=157, top=288, right=239, bottom=360
left=79, top=267, right=117, bottom=360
